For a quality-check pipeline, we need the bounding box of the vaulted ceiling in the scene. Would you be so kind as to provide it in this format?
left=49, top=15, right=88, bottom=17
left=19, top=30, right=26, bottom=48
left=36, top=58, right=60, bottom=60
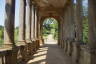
left=34, top=0, right=67, bottom=8
left=33, top=0, right=68, bottom=17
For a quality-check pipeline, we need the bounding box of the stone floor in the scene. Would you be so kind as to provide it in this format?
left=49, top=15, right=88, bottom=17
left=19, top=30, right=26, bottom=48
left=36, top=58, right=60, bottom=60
left=27, top=41, right=72, bottom=64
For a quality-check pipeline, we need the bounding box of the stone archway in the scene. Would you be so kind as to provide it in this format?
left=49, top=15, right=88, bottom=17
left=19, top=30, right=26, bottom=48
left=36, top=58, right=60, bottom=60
left=41, top=17, right=59, bottom=44
left=39, top=16, right=63, bottom=45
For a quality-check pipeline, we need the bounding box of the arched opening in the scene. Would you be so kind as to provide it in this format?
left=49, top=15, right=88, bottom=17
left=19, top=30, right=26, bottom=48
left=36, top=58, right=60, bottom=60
left=42, top=18, right=59, bottom=44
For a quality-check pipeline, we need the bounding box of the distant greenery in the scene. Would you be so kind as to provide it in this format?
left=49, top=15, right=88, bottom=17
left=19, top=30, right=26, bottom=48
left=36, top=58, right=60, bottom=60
left=0, top=26, right=4, bottom=45
left=83, top=17, right=88, bottom=43
left=15, top=27, right=19, bottom=42
left=73, top=0, right=88, bottom=43
left=0, top=26, right=19, bottom=45
left=43, top=18, right=58, bottom=40
left=82, top=0, right=88, bottom=43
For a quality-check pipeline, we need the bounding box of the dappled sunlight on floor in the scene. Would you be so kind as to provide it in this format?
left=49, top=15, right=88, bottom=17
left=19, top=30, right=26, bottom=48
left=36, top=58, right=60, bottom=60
left=27, top=46, right=48, bottom=64
left=27, top=41, right=72, bottom=64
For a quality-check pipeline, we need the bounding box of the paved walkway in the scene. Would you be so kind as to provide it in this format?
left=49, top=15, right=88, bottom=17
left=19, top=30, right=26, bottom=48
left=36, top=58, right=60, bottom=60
left=27, top=42, right=72, bottom=64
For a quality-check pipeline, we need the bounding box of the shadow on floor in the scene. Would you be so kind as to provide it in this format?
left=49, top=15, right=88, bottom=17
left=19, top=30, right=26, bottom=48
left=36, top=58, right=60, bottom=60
left=27, top=42, right=73, bottom=64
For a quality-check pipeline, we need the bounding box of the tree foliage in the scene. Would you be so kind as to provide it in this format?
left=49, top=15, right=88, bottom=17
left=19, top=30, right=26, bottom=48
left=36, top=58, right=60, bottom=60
left=43, top=18, right=58, bottom=40
left=0, top=26, right=4, bottom=45
left=82, top=0, right=88, bottom=43
left=15, top=27, right=19, bottom=42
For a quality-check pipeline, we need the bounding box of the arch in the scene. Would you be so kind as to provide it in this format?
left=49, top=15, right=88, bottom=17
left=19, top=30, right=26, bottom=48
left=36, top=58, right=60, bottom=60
left=40, top=17, right=60, bottom=44
left=39, top=16, right=63, bottom=31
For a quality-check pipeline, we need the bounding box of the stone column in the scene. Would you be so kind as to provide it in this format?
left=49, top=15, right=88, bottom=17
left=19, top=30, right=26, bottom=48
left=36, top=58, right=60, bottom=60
left=26, top=0, right=31, bottom=43
left=4, top=0, right=17, bottom=64
left=4, top=0, right=15, bottom=47
left=18, top=0, right=26, bottom=45
left=17, top=0, right=29, bottom=61
left=57, top=19, right=60, bottom=46
left=88, top=0, right=96, bottom=49
left=30, top=3, right=37, bottom=55
left=37, top=17, right=41, bottom=47
left=76, top=0, right=83, bottom=42
left=60, top=18, right=64, bottom=48
left=74, top=0, right=83, bottom=63
left=31, top=4, right=35, bottom=41
left=67, top=0, right=75, bottom=56
left=37, top=17, right=41, bottom=40
left=88, top=0, right=96, bottom=64
left=34, top=7, right=38, bottom=40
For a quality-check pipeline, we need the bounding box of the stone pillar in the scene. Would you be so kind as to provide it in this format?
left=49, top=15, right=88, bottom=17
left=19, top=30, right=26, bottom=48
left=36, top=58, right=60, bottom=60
left=26, top=0, right=31, bottom=43
left=74, top=0, right=83, bottom=63
left=18, top=0, right=26, bottom=45
left=31, top=4, right=35, bottom=41
left=60, top=18, right=64, bottom=48
left=76, top=0, right=83, bottom=42
left=34, top=7, right=38, bottom=40
left=34, top=6, right=39, bottom=51
left=30, top=3, right=37, bottom=55
left=88, top=0, right=96, bottom=50
left=58, top=21, right=61, bottom=46
left=4, top=0, right=15, bottom=47
left=4, top=0, right=17, bottom=64
left=37, top=17, right=41, bottom=39
left=88, top=0, right=96, bottom=64
left=67, top=0, right=75, bottom=56
left=17, top=0, right=28, bottom=62
left=37, top=17, right=41, bottom=47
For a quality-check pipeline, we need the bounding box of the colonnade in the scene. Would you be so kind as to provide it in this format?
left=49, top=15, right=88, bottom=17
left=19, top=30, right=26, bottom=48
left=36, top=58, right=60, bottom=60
left=1, top=0, right=41, bottom=64
left=0, top=0, right=96, bottom=64
left=58, top=0, right=96, bottom=64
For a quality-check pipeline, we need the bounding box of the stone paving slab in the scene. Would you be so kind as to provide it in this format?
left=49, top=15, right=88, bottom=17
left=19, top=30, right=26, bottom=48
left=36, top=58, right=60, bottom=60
left=27, top=42, right=72, bottom=64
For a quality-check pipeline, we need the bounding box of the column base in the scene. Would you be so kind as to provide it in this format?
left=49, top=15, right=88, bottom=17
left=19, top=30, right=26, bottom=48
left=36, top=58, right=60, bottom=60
left=16, top=41, right=26, bottom=46
left=26, top=39, right=32, bottom=43
left=89, top=48, right=96, bottom=64
left=3, top=43, right=13, bottom=49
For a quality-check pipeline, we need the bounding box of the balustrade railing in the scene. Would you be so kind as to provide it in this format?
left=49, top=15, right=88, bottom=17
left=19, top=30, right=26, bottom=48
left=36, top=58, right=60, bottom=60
left=0, top=39, right=40, bottom=64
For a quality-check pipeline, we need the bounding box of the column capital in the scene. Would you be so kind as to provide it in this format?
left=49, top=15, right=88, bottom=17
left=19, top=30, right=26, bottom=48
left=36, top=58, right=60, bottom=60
left=32, top=1, right=36, bottom=5
left=26, top=0, right=31, bottom=6
left=32, top=1, right=38, bottom=8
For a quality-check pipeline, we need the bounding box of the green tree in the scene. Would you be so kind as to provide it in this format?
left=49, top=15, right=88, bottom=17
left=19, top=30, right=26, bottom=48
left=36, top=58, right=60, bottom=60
left=15, top=27, right=19, bottom=42
left=43, top=18, right=58, bottom=40
left=0, top=25, right=4, bottom=45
